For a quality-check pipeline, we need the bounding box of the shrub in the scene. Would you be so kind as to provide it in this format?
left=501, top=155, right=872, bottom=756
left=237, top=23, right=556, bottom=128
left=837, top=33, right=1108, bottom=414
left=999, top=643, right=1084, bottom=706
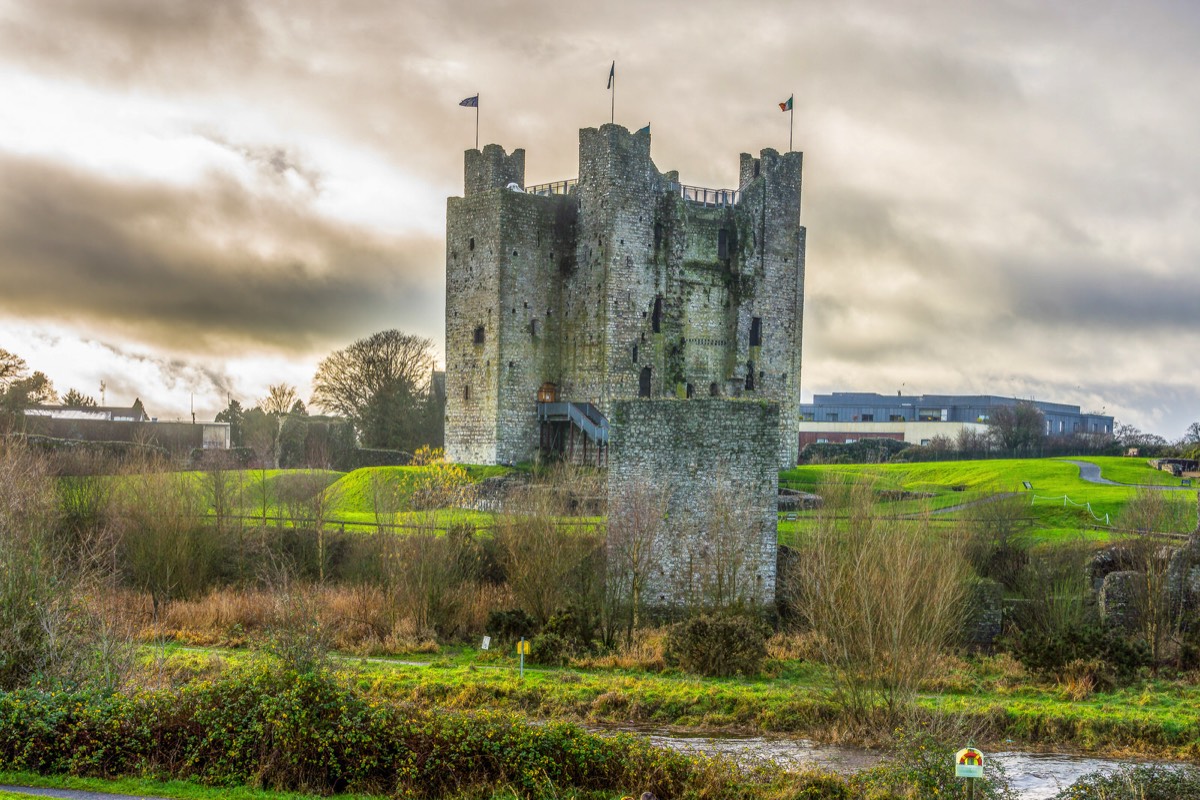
left=663, top=614, right=769, bottom=677
left=1006, top=622, right=1150, bottom=685
left=790, top=479, right=971, bottom=720
left=487, top=607, right=537, bottom=642
left=529, top=632, right=572, bottom=667
left=852, top=727, right=1013, bottom=800
left=798, top=438, right=908, bottom=465
left=1053, top=764, right=1200, bottom=800
left=543, top=603, right=599, bottom=653
left=782, top=773, right=855, bottom=799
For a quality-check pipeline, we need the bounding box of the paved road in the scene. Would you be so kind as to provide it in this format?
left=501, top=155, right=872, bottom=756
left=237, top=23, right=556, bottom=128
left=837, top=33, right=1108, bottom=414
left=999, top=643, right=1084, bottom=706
left=1063, top=460, right=1193, bottom=490
left=0, top=787, right=168, bottom=800
left=1064, top=460, right=1121, bottom=486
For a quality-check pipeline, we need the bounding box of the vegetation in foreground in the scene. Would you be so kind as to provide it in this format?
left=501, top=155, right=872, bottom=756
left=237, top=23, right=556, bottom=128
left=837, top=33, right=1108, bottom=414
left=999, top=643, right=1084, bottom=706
left=0, top=659, right=1021, bottom=800
left=3, top=437, right=1200, bottom=799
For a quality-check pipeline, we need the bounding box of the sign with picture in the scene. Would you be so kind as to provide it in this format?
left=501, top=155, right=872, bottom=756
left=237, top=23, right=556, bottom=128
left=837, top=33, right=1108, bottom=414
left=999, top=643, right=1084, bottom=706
left=955, top=747, right=984, bottom=779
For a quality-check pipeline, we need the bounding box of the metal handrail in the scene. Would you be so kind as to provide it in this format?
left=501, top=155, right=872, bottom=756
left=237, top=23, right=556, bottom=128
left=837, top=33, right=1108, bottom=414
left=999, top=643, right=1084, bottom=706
left=672, top=182, right=740, bottom=208
left=538, top=401, right=609, bottom=445
left=525, top=179, right=577, bottom=196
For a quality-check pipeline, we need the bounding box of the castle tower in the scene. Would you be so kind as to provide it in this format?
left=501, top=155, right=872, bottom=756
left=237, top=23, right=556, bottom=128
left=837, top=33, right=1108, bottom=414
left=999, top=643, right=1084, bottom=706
left=445, top=126, right=806, bottom=468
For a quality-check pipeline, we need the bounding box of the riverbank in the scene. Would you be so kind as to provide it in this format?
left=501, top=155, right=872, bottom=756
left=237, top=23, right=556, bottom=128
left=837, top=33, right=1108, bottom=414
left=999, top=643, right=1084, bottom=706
left=157, top=645, right=1200, bottom=762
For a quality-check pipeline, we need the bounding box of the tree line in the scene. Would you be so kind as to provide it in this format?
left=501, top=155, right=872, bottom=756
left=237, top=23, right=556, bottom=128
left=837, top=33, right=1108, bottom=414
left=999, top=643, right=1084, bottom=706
left=3, top=329, right=445, bottom=467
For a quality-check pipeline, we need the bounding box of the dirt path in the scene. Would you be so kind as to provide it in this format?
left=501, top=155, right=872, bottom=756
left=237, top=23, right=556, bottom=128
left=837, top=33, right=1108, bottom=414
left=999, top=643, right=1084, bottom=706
left=901, top=491, right=1021, bottom=518
left=0, top=787, right=168, bottom=800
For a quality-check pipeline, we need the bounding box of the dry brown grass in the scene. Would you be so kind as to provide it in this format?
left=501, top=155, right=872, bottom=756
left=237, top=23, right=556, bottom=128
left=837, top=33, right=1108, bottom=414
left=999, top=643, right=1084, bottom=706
left=765, top=630, right=828, bottom=662
left=94, top=581, right=516, bottom=655
left=573, top=626, right=668, bottom=671
left=1056, top=658, right=1110, bottom=701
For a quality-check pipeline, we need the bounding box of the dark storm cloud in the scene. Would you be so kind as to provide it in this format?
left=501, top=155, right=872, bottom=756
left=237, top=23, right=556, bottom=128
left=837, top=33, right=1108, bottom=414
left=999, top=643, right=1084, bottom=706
left=0, top=154, right=442, bottom=354
left=1, top=0, right=1199, bottom=431
left=1003, top=259, right=1200, bottom=332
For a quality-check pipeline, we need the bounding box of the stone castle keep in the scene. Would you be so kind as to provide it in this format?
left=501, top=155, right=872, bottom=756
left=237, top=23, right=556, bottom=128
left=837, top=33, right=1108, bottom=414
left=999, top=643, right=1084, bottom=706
left=444, top=124, right=806, bottom=606
left=445, top=123, right=806, bottom=470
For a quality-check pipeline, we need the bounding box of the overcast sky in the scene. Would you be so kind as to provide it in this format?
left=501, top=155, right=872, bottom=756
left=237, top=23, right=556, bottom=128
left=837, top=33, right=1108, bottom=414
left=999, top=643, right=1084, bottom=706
left=0, top=0, right=1197, bottom=437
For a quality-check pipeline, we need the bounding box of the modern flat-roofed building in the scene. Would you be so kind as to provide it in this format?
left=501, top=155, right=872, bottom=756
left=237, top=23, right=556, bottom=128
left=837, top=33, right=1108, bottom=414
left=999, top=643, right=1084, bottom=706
left=798, top=392, right=1113, bottom=446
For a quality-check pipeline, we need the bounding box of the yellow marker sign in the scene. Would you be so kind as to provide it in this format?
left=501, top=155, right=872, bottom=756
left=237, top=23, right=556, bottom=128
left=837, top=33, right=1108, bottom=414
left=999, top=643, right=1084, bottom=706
left=516, top=640, right=531, bottom=655
left=955, top=747, right=984, bottom=779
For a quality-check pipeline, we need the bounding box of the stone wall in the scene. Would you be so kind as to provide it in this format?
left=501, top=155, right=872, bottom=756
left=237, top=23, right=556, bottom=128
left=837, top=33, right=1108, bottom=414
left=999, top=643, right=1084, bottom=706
left=445, top=186, right=503, bottom=464
left=607, top=399, right=780, bottom=608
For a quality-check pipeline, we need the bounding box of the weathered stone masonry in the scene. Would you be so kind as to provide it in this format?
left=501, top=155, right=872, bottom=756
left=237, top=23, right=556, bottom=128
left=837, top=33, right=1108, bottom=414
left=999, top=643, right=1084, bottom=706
left=607, top=399, right=781, bottom=607
left=445, top=124, right=806, bottom=468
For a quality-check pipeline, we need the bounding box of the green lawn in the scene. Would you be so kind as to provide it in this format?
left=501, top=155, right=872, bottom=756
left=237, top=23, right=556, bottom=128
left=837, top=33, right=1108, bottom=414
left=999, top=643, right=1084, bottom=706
left=779, top=457, right=1197, bottom=541
left=97, top=456, right=1198, bottom=540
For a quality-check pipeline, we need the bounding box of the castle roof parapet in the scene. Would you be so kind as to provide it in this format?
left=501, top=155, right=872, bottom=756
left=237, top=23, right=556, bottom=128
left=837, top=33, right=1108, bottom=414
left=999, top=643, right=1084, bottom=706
left=524, top=177, right=738, bottom=208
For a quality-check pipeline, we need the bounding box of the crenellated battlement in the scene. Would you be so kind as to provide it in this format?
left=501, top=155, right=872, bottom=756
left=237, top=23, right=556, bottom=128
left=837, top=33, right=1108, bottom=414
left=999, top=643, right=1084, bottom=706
left=464, top=143, right=526, bottom=196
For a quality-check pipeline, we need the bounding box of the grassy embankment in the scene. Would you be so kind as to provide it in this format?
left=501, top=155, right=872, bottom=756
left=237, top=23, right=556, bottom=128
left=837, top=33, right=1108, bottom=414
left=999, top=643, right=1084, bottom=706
left=152, top=642, right=1200, bottom=762
left=156, top=455, right=1193, bottom=541
left=778, top=456, right=1196, bottom=545
left=0, top=773, right=367, bottom=800
left=148, top=464, right=513, bottom=532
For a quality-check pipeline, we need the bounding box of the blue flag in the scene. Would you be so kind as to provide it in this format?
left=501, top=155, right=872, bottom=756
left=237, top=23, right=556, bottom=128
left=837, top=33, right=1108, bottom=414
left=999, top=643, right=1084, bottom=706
left=607, top=62, right=614, bottom=89
left=460, top=95, right=479, bottom=108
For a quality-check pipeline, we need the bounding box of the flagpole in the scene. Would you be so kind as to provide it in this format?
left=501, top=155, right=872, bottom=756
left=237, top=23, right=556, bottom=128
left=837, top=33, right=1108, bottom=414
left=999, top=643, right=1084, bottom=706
left=475, top=94, right=480, bottom=150
left=789, top=94, right=794, bottom=152
left=610, top=71, right=615, bottom=125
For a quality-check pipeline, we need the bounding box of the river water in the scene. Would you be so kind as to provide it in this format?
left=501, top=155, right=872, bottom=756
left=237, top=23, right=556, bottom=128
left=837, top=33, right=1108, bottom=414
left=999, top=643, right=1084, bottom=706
left=607, top=727, right=1136, bottom=800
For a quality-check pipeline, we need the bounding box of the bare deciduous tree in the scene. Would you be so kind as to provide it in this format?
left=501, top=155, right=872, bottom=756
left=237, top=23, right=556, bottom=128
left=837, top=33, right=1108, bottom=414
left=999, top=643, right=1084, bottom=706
left=1117, top=489, right=1196, bottom=667
left=115, top=458, right=211, bottom=622
left=495, top=469, right=601, bottom=625
left=792, top=479, right=971, bottom=723
left=607, top=481, right=667, bottom=642
left=988, top=402, right=1046, bottom=451
left=261, top=384, right=300, bottom=416
left=310, top=329, right=437, bottom=451
left=697, top=474, right=760, bottom=610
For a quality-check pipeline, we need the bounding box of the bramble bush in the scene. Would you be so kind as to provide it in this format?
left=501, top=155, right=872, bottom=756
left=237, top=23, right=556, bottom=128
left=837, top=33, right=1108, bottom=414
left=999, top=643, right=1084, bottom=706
left=1052, top=764, right=1200, bottom=800
left=0, top=660, right=821, bottom=798
left=663, top=614, right=769, bottom=677
left=529, top=632, right=573, bottom=667
left=1006, top=622, right=1150, bottom=686
left=851, top=727, right=1014, bottom=800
